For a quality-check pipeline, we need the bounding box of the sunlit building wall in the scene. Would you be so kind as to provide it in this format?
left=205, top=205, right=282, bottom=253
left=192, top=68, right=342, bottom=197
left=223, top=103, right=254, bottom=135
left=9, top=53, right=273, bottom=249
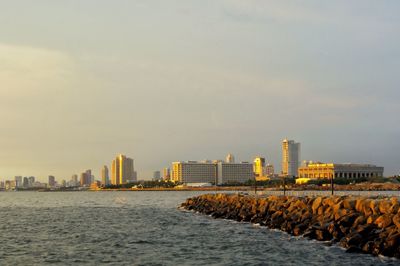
left=111, top=154, right=135, bottom=185
left=225, top=153, right=235, bottom=163
left=282, top=139, right=301, bottom=177
left=172, top=161, right=217, bottom=184
left=253, top=157, right=266, bottom=177
left=298, top=163, right=384, bottom=179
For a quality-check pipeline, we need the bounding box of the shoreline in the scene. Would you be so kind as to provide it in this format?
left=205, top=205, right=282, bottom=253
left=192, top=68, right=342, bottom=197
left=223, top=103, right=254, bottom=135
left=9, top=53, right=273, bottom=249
left=181, top=193, right=400, bottom=259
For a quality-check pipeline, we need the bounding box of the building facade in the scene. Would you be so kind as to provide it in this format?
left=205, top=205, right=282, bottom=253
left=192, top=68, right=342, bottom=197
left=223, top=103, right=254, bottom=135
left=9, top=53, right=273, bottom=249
left=253, top=157, right=266, bottom=177
left=217, top=162, right=253, bottom=184
left=172, top=161, right=217, bottom=184
left=111, top=154, right=135, bottom=185
left=282, top=139, right=301, bottom=177
left=14, top=176, right=22, bottom=188
left=153, top=171, right=161, bottom=180
left=225, top=153, right=235, bottom=163
left=172, top=161, right=253, bottom=184
left=163, top=168, right=171, bottom=181
left=80, top=170, right=91, bottom=186
left=48, top=175, right=56, bottom=187
left=265, top=164, right=275, bottom=176
left=298, top=163, right=384, bottom=179
left=101, top=165, right=109, bottom=186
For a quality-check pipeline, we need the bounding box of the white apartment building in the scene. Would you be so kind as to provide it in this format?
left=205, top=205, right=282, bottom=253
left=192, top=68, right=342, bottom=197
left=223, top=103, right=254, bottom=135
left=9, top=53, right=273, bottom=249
left=172, top=159, right=253, bottom=185
left=172, top=161, right=217, bottom=184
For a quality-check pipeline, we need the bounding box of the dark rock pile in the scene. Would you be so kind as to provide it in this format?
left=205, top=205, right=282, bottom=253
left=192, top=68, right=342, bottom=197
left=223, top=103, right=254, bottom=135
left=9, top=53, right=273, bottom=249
left=181, top=193, right=400, bottom=258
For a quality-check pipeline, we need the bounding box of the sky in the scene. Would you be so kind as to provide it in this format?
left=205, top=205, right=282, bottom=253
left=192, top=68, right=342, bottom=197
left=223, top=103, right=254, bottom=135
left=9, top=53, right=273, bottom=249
left=0, top=0, right=399, bottom=181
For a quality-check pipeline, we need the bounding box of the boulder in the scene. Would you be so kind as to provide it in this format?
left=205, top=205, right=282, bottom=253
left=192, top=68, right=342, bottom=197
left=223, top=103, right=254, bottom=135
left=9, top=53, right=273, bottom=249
left=379, top=200, right=392, bottom=215
left=392, top=214, right=400, bottom=229
left=375, top=214, right=394, bottom=228
left=312, top=197, right=323, bottom=214
left=343, top=198, right=356, bottom=210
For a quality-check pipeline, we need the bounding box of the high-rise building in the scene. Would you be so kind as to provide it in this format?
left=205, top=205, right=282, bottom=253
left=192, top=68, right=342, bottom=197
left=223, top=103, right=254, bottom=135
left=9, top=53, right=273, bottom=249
left=163, top=168, right=171, bottom=181
left=28, top=176, right=35, bottom=187
left=153, top=171, right=161, bottom=180
left=225, top=153, right=235, bottom=163
left=253, top=157, right=266, bottom=177
left=48, top=175, right=56, bottom=187
left=80, top=170, right=91, bottom=186
left=101, top=165, right=109, bottom=186
left=23, top=177, right=29, bottom=188
left=14, top=176, right=22, bottom=188
left=265, top=164, right=275, bottom=176
left=71, top=174, right=78, bottom=186
left=111, top=154, right=135, bottom=185
left=282, top=139, right=301, bottom=177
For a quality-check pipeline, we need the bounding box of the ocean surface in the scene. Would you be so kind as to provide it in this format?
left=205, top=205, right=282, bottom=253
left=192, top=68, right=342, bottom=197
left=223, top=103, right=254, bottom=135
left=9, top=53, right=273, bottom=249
left=0, top=191, right=398, bottom=265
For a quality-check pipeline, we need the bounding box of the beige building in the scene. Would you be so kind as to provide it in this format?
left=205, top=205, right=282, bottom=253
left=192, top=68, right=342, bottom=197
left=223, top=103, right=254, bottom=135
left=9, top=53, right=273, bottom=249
left=253, top=157, right=266, bottom=178
left=172, top=160, right=253, bottom=184
left=225, top=153, right=235, bottom=163
left=298, top=163, right=384, bottom=179
left=172, top=161, right=217, bottom=184
left=111, top=154, right=135, bottom=185
left=282, top=139, right=301, bottom=177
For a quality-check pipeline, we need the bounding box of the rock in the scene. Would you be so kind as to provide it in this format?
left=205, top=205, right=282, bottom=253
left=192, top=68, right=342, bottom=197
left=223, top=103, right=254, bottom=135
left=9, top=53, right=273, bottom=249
left=383, top=232, right=400, bottom=257
left=343, top=198, right=356, bottom=210
left=181, top=194, right=400, bottom=259
left=346, top=246, right=363, bottom=253
left=315, top=229, right=331, bottom=241
left=393, top=214, right=400, bottom=229
left=362, top=200, right=373, bottom=217
left=345, top=233, right=363, bottom=248
left=312, top=197, right=323, bottom=214
left=379, top=200, right=392, bottom=215
left=353, top=215, right=366, bottom=228
left=367, top=215, right=378, bottom=225
left=375, top=214, right=393, bottom=228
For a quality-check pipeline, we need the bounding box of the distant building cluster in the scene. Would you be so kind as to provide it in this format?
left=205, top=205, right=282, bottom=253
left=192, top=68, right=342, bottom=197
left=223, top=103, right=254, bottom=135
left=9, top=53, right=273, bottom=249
left=0, top=141, right=388, bottom=189
left=0, top=153, right=137, bottom=190
left=155, top=138, right=385, bottom=186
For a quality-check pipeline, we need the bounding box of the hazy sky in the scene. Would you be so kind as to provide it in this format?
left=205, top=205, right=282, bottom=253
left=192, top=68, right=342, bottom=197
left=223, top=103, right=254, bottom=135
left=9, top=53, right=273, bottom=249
left=1, top=1, right=399, bottom=181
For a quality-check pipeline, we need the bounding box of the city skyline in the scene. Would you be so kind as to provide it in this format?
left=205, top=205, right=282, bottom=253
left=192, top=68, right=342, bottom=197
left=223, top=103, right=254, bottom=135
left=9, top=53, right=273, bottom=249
left=0, top=1, right=399, bottom=180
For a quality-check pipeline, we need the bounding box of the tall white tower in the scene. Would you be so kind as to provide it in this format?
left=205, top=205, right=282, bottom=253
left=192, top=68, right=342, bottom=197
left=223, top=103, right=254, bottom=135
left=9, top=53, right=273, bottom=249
left=282, top=139, right=301, bottom=177
left=225, top=153, right=235, bottom=163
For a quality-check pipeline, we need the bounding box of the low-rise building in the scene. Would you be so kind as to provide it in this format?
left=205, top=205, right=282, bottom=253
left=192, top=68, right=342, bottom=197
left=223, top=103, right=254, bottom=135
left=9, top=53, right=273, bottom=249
left=298, top=163, right=384, bottom=180
left=217, top=162, right=253, bottom=184
left=172, top=160, right=254, bottom=185
left=172, top=161, right=217, bottom=184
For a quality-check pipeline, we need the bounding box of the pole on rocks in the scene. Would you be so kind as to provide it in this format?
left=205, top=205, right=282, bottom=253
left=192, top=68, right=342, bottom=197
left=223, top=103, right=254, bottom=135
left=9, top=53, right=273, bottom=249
left=254, top=176, right=257, bottom=196
left=283, top=176, right=286, bottom=196
left=331, top=175, right=334, bottom=195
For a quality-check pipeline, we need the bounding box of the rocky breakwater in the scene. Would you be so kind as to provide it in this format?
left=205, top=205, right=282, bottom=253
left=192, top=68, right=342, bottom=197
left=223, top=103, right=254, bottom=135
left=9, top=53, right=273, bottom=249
left=181, top=194, right=400, bottom=258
